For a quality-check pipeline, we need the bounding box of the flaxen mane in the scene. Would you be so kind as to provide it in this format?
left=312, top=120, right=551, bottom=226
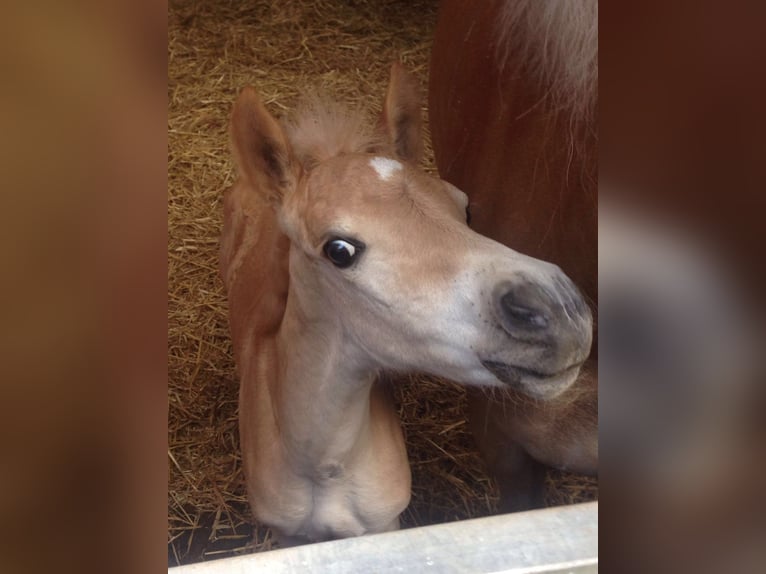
left=495, top=0, right=598, bottom=122
left=283, top=96, right=388, bottom=170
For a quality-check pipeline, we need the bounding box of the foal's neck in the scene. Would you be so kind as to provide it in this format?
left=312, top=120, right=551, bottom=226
left=274, top=283, right=378, bottom=471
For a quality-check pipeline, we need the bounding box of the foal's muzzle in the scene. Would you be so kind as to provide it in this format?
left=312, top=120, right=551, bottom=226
left=487, top=268, right=593, bottom=396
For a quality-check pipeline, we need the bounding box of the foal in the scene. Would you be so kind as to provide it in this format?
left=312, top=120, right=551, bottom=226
left=220, top=64, right=592, bottom=542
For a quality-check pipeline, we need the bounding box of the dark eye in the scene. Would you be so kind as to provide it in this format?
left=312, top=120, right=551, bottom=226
left=465, top=204, right=472, bottom=226
left=323, top=238, right=364, bottom=268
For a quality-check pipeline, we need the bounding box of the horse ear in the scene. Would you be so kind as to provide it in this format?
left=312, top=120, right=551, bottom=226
left=381, top=62, right=423, bottom=163
left=230, top=87, right=298, bottom=205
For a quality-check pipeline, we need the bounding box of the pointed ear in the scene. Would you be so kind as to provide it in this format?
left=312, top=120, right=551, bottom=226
left=381, top=62, right=423, bottom=163
left=230, top=87, right=298, bottom=205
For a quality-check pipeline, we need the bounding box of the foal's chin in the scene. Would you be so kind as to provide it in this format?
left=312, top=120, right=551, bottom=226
left=480, top=360, right=584, bottom=400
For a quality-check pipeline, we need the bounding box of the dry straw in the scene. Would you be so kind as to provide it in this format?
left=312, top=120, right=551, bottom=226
left=168, top=0, right=596, bottom=565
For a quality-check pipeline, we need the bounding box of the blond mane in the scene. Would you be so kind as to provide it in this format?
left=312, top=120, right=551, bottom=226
left=283, top=95, right=388, bottom=171
left=495, top=0, right=598, bottom=122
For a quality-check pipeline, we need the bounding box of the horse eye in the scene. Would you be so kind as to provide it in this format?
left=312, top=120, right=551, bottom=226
left=323, top=238, right=363, bottom=268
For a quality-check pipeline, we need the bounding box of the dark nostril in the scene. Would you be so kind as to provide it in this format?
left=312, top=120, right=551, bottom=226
left=500, top=291, right=549, bottom=330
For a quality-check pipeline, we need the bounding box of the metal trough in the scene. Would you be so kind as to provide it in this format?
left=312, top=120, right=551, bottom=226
left=170, top=501, right=597, bottom=573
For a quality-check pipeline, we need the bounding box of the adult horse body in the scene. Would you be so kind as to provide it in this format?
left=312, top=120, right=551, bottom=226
left=221, top=65, right=592, bottom=542
left=429, top=0, right=599, bottom=510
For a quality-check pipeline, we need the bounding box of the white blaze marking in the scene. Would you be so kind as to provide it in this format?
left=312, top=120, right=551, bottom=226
left=369, top=156, right=402, bottom=181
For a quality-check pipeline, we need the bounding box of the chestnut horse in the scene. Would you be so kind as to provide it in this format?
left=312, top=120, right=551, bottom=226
left=429, top=0, right=598, bottom=511
left=220, top=64, right=592, bottom=542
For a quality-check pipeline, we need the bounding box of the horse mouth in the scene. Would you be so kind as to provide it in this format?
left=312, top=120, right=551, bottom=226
left=480, top=360, right=583, bottom=398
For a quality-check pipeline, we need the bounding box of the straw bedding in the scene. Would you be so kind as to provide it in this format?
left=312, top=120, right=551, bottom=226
left=168, top=0, right=597, bottom=565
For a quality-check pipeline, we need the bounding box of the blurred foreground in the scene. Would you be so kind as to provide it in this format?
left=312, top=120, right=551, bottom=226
left=600, top=3, right=766, bottom=571
left=599, top=200, right=764, bottom=572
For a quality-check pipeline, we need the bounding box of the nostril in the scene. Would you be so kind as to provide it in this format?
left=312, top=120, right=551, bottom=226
left=500, top=292, right=549, bottom=330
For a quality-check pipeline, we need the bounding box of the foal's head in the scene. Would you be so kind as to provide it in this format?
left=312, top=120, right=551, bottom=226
left=229, top=65, right=592, bottom=399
